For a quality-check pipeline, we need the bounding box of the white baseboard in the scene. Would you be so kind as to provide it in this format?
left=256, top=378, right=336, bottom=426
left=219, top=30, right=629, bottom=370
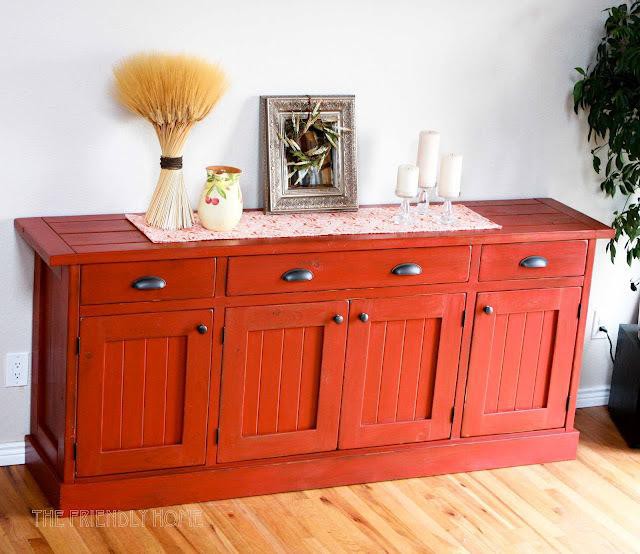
left=576, top=386, right=611, bottom=408
left=0, top=441, right=25, bottom=466
left=0, top=387, right=611, bottom=467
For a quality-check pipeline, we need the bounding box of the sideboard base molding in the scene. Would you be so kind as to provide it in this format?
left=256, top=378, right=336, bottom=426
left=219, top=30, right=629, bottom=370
left=27, top=431, right=579, bottom=514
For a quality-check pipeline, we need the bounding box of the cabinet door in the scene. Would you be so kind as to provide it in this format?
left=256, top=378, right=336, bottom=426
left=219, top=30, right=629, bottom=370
left=462, top=288, right=580, bottom=437
left=76, top=310, right=213, bottom=477
left=339, top=294, right=466, bottom=449
left=218, top=301, right=348, bottom=463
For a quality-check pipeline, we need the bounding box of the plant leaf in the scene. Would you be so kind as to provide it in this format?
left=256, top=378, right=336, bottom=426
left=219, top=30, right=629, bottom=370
left=286, top=137, right=301, bottom=151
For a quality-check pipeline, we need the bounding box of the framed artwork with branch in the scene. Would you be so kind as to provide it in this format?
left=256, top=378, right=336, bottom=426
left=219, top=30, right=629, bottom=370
left=260, top=95, right=357, bottom=214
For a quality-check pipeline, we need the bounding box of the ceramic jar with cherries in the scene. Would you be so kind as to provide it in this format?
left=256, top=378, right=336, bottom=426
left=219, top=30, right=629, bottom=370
left=198, top=166, right=243, bottom=231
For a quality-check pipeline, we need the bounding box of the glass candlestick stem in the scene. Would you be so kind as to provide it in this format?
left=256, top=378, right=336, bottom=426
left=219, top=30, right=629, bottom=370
left=416, top=186, right=432, bottom=215
left=393, top=197, right=412, bottom=226
left=440, top=199, right=455, bottom=225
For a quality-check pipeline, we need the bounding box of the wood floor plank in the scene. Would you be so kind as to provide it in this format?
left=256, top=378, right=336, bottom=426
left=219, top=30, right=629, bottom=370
left=301, top=488, right=389, bottom=552
left=321, top=483, right=450, bottom=552
left=378, top=478, right=485, bottom=552
left=2, top=408, right=640, bottom=552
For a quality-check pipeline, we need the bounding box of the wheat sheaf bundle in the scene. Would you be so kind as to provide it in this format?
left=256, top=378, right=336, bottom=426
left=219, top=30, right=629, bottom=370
left=114, top=53, right=228, bottom=230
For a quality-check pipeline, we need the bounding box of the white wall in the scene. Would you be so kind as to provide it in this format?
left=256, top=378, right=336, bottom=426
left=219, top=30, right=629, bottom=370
left=0, top=0, right=635, bottom=442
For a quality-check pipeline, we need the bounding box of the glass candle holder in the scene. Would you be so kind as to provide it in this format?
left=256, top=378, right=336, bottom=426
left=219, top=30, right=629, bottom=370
left=440, top=198, right=456, bottom=225
left=416, top=185, right=435, bottom=216
left=393, top=195, right=413, bottom=226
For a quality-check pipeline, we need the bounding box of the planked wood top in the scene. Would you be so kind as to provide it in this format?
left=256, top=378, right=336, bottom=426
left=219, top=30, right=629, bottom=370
left=15, top=198, right=614, bottom=267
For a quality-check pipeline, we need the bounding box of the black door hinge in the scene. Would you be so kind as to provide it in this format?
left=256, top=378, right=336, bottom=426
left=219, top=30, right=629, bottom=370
left=221, top=328, right=225, bottom=344
left=577, top=303, right=582, bottom=319
left=450, top=406, right=455, bottom=422
left=72, top=442, right=77, bottom=460
left=215, top=428, right=220, bottom=443
left=461, top=311, right=466, bottom=327
left=566, top=395, right=572, bottom=411
left=76, top=337, right=80, bottom=355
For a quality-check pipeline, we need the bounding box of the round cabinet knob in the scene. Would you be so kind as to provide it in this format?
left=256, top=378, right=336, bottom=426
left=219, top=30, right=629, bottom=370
left=196, top=324, right=208, bottom=334
left=333, top=315, right=344, bottom=324
left=359, top=313, right=369, bottom=322
left=483, top=306, right=494, bottom=315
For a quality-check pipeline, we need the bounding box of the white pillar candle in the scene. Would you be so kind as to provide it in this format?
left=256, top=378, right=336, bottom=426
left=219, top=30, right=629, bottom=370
left=417, top=130, right=440, bottom=188
left=438, top=154, right=463, bottom=198
left=395, top=164, right=419, bottom=198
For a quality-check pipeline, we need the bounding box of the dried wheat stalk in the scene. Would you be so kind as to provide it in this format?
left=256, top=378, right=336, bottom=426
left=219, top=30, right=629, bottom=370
left=114, top=53, right=228, bottom=230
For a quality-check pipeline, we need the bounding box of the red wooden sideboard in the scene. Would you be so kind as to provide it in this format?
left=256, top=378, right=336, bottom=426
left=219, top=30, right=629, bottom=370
left=14, top=199, right=613, bottom=513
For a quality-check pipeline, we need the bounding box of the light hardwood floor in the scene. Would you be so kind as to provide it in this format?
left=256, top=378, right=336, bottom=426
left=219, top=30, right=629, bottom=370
left=0, top=407, right=639, bottom=553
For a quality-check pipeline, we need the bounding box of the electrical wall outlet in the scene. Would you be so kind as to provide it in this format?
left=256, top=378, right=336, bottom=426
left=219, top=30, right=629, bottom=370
left=591, top=311, right=608, bottom=340
left=5, top=352, right=30, bottom=387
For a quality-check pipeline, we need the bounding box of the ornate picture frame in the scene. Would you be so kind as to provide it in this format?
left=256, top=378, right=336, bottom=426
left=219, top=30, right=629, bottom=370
left=260, top=95, right=357, bottom=214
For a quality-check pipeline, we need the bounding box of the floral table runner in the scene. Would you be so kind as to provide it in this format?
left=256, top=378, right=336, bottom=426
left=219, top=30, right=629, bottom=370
left=126, top=204, right=501, bottom=244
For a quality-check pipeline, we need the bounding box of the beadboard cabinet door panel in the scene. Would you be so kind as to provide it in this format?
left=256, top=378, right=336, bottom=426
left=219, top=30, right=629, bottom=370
left=217, top=301, right=348, bottom=463
left=339, top=294, right=466, bottom=449
left=462, top=288, right=581, bottom=437
left=76, top=310, right=213, bottom=477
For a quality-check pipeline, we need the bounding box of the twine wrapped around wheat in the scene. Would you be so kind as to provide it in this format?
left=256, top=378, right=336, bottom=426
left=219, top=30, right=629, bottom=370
left=114, top=53, right=228, bottom=230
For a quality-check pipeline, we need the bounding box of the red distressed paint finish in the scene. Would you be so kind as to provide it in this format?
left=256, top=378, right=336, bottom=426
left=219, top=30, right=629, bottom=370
left=76, top=310, right=213, bottom=476
left=339, top=294, right=465, bottom=449
left=14, top=199, right=613, bottom=512
left=217, top=301, right=347, bottom=463
left=462, top=288, right=581, bottom=437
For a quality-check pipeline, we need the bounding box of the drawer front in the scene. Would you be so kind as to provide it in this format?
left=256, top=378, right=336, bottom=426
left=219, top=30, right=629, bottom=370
left=227, top=247, right=471, bottom=296
left=479, top=240, right=587, bottom=282
left=81, top=259, right=215, bottom=304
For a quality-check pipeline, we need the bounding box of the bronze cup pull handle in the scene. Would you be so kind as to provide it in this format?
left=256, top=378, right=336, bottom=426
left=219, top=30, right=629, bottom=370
left=132, top=276, right=166, bottom=290
left=282, top=268, right=314, bottom=282
left=519, top=256, right=548, bottom=269
left=391, top=263, right=422, bottom=276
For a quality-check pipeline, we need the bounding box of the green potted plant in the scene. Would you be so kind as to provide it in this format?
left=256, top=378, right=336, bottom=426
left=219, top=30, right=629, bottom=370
left=574, top=1, right=640, bottom=288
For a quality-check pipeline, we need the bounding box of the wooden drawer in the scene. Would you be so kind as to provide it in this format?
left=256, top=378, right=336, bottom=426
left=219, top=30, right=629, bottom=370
left=81, top=259, right=215, bottom=304
left=479, top=240, right=587, bottom=282
left=226, top=246, right=471, bottom=296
